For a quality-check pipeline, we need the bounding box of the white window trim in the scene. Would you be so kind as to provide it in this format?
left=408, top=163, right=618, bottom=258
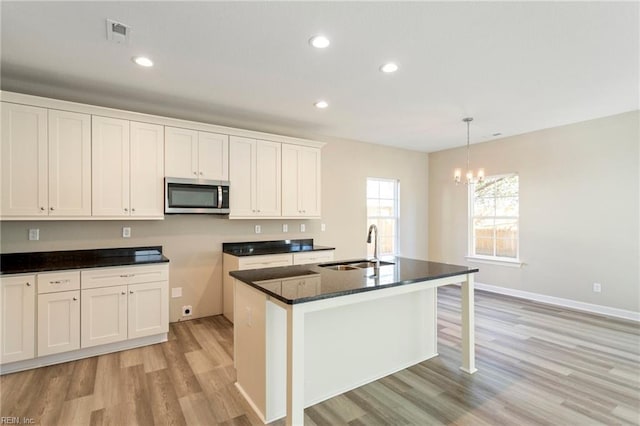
left=367, top=177, right=400, bottom=256
left=467, top=173, right=520, bottom=265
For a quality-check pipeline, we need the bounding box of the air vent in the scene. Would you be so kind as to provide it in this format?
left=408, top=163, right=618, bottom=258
left=106, top=19, right=130, bottom=44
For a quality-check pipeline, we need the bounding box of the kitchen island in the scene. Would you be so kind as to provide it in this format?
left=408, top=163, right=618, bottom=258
left=230, top=257, right=478, bottom=425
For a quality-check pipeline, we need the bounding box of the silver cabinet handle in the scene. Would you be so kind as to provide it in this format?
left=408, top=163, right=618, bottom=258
left=50, top=207, right=55, bottom=211
left=131, top=208, right=135, bottom=212
left=50, top=279, right=70, bottom=284
left=193, top=171, right=198, bottom=176
left=121, top=291, right=126, bottom=295
left=72, top=297, right=78, bottom=301
left=40, top=207, right=45, bottom=211
left=129, top=290, right=134, bottom=294
left=124, top=207, right=128, bottom=212
left=119, top=274, right=135, bottom=278
left=199, top=171, right=203, bottom=175
left=26, top=282, right=31, bottom=287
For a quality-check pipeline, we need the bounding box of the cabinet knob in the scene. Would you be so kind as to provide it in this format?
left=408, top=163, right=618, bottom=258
left=50, top=207, right=55, bottom=211
left=124, top=208, right=128, bottom=212
left=73, top=297, right=78, bottom=301
left=26, top=282, right=31, bottom=287
left=193, top=172, right=198, bottom=176
left=131, top=208, right=136, bottom=212
left=130, top=290, right=134, bottom=294
left=121, top=291, right=126, bottom=295
left=40, top=207, right=45, bottom=211
left=199, top=171, right=203, bottom=175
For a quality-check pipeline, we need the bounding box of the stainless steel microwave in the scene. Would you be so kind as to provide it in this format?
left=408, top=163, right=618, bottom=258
left=165, top=178, right=230, bottom=214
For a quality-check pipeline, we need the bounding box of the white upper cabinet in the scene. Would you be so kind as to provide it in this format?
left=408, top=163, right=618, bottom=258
left=165, top=127, right=229, bottom=180
left=130, top=121, right=164, bottom=217
left=92, top=116, right=130, bottom=217
left=48, top=109, right=92, bottom=216
left=282, top=144, right=321, bottom=218
left=93, top=117, right=164, bottom=218
left=1, top=103, right=91, bottom=217
left=229, top=136, right=281, bottom=218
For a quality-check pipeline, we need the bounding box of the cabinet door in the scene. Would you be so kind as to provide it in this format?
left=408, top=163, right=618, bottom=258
left=255, top=140, right=281, bottom=217
left=37, top=290, right=80, bottom=356
left=48, top=109, right=91, bottom=216
left=92, top=116, right=130, bottom=216
left=0, top=103, right=48, bottom=217
left=198, top=131, right=229, bottom=180
left=81, top=285, right=128, bottom=348
left=130, top=121, right=164, bottom=217
left=128, top=281, right=168, bottom=339
left=229, top=136, right=255, bottom=217
left=298, top=147, right=321, bottom=217
left=0, top=275, right=35, bottom=364
left=281, top=144, right=300, bottom=217
left=165, top=127, right=198, bottom=178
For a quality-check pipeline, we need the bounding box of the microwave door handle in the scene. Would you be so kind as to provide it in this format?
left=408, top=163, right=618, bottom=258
left=218, top=186, right=223, bottom=208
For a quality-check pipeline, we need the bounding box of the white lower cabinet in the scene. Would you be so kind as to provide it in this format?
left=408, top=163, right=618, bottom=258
left=0, top=263, right=169, bottom=373
left=0, top=275, right=35, bottom=364
left=81, top=285, right=128, bottom=348
left=38, top=290, right=80, bottom=356
left=37, top=270, right=81, bottom=357
left=128, top=281, right=169, bottom=339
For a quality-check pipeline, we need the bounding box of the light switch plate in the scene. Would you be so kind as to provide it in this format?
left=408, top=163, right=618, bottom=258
left=300, top=224, right=306, bottom=232
left=282, top=224, right=288, bottom=233
left=321, top=223, right=326, bottom=232
left=171, top=287, right=182, bottom=298
left=28, top=229, right=39, bottom=241
left=255, top=225, right=262, bottom=234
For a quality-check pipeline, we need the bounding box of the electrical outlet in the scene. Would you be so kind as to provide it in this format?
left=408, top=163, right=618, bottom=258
left=28, top=229, right=39, bottom=241
left=593, top=282, right=602, bottom=293
left=122, top=227, right=131, bottom=238
left=321, top=223, right=326, bottom=232
left=245, top=307, right=253, bottom=327
left=171, top=287, right=182, bottom=298
left=182, top=305, right=193, bottom=316
left=282, top=224, right=288, bottom=233
left=300, top=224, right=306, bottom=232
left=255, top=225, right=261, bottom=234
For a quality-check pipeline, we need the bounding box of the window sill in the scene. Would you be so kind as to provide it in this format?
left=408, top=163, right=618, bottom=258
left=465, top=256, right=523, bottom=268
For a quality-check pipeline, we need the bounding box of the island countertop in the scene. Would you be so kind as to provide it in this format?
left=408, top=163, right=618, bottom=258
left=229, top=256, right=478, bottom=305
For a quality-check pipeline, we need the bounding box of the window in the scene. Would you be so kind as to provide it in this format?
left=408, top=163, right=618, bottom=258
left=367, top=178, right=399, bottom=256
left=469, top=174, right=519, bottom=260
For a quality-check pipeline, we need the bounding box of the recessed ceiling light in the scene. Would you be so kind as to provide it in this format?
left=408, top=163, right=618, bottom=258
left=314, top=100, right=329, bottom=109
left=132, top=56, right=153, bottom=67
left=309, top=35, right=330, bottom=49
left=380, top=62, right=399, bottom=73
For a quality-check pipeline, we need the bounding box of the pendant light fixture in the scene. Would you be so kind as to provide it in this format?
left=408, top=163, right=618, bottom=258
left=454, top=117, right=485, bottom=185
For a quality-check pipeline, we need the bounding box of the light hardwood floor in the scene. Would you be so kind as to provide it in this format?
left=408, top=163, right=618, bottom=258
left=1, top=286, right=639, bottom=425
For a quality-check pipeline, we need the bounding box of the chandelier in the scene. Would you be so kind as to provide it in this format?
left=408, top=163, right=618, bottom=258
left=454, top=117, right=484, bottom=185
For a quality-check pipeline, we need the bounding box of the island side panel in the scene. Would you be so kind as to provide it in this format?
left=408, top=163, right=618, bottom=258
left=234, top=280, right=268, bottom=421
left=461, top=273, right=477, bottom=374
left=303, top=286, right=437, bottom=406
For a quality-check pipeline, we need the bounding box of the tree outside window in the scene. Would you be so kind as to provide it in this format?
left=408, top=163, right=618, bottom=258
left=469, top=174, right=519, bottom=259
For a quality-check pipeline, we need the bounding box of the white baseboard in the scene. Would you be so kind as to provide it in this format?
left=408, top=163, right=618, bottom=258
left=0, top=333, right=168, bottom=375
left=474, top=282, right=640, bottom=322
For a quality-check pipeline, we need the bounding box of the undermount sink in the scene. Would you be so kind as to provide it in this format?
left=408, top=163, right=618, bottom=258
left=319, top=259, right=395, bottom=271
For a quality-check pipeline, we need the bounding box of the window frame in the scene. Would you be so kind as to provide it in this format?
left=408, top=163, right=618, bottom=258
left=366, top=177, right=400, bottom=257
left=467, top=173, right=521, bottom=266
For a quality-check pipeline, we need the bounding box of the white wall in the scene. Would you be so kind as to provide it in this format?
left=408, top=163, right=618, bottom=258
left=429, top=111, right=640, bottom=312
left=1, top=137, right=429, bottom=322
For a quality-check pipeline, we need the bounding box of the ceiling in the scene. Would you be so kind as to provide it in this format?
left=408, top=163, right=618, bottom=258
left=1, top=1, right=638, bottom=152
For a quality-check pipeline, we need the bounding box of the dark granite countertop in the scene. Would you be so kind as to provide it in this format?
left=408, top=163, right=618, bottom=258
left=222, top=239, right=334, bottom=257
left=0, top=246, right=169, bottom=275
left=229, top=256, right=478, bottom=305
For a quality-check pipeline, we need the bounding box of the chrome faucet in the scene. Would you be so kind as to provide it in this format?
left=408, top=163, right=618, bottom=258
left=366, top=224, right=380, bottom=266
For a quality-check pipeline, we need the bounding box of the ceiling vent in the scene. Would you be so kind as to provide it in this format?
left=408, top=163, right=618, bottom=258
left=106, top=19, right=130, bottom=44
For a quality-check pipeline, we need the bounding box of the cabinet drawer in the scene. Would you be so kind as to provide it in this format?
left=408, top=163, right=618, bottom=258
left=37, top=271, right=80, bottom=294
left=292, top=250, right=334, bottom=265
left=238, top=254, right=293, bottom=270
left=81, top=264, right=169, bottom=289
